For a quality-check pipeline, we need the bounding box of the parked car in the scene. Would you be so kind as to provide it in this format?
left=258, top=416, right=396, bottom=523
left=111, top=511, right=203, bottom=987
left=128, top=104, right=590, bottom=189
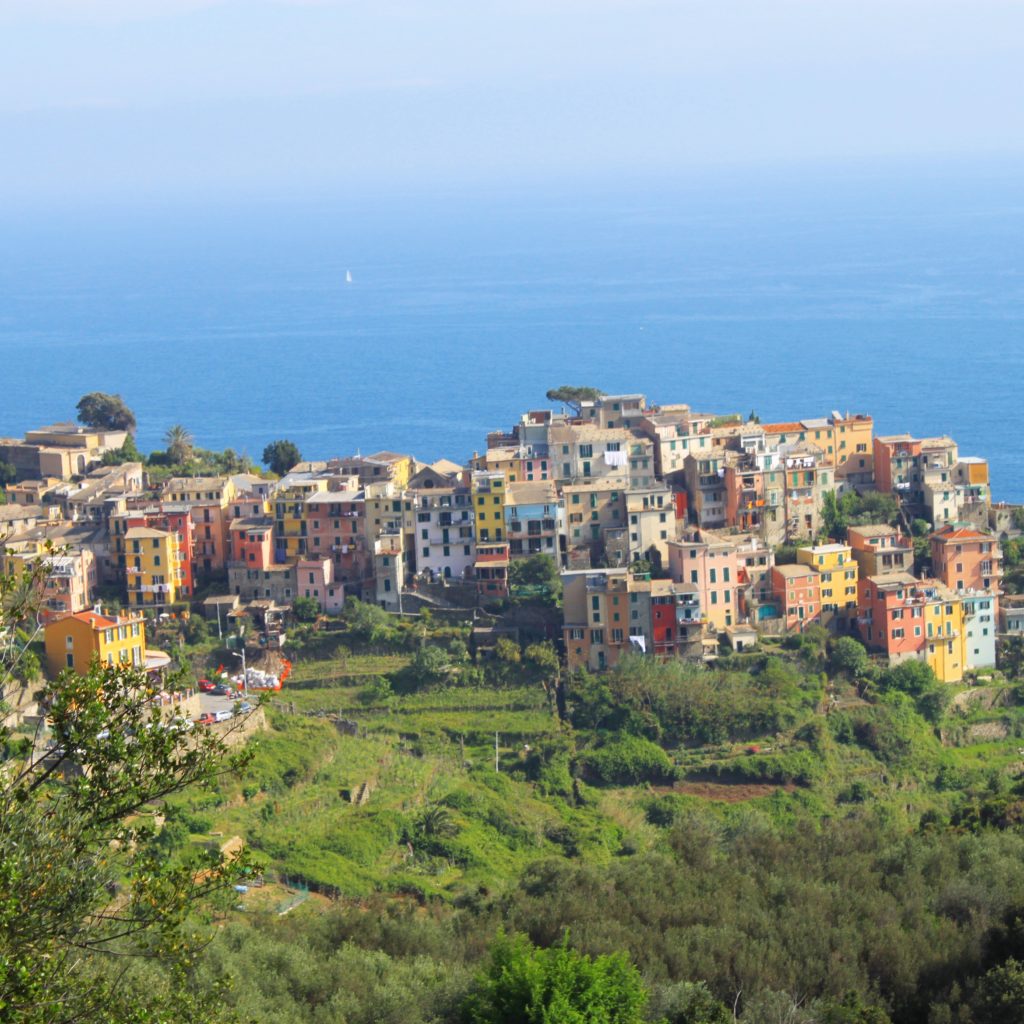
left=198, top=679, right=216, bottom=693
left=196, top=713, right=216, bottom=726
left=236, top=701, right=253, bottom=714
left=213, top=709, right=233, bottom=723
left=212, top=684, right=234, bottom=697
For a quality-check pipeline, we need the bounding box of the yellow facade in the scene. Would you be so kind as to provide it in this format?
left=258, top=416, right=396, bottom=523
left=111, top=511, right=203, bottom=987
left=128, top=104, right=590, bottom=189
left=924, top=595, right=966, bottom=684
left=125, top=527, right=184, bottom=608
left=967, top=461, right=989, bottom=485
left=472, top=472, right=506, bottom=543
left=834, top=416, right=873, bottom=467
left=45, top=611, right=145, bottom=677
left=273, top=483, right=327, bottom=560
left=163, top=475, right=237, bottom=507
left=473, top=447, right=520, bottom=483
left=384, top=455, right=414, bottom=490
left=797, top=544, right=858, bottom=615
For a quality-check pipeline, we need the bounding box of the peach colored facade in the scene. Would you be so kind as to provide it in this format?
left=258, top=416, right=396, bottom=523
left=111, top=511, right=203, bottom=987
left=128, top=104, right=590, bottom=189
left=229, top=519, right=276, bottom=570
left=873, top=435, right=921, bottom=494
left=668, top=533, right=738, bottom=631
left=848, top=525, right=913, bottom=578
left=929, top=525, right=1002, bottom=596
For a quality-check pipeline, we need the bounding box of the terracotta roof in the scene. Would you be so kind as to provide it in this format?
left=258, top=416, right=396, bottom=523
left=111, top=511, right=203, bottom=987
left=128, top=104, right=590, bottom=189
left=60, top=610, right=141, bottom=630
left=763, top=422, right=805, bottom=434
left=931, top=526, right=989, bottom=542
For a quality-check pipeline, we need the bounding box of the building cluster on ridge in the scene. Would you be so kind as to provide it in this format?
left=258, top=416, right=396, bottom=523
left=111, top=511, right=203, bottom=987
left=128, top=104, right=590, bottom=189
left=0, top=396, right=1020, bottom=685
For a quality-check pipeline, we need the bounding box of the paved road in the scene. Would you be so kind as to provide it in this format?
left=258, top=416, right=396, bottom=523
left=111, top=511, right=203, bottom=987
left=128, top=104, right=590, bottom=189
left=196, top=688, right=257, bottom=720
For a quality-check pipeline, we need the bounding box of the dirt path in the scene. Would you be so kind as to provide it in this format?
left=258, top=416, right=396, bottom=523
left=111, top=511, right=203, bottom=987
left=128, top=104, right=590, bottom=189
left=653, top=781, right=797, bottom=803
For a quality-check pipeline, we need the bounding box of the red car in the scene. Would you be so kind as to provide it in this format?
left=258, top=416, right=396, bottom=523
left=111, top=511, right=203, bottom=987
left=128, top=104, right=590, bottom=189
left=196, top=713, right=216, bottom=725
left=198, top=679, right=216, bottom=693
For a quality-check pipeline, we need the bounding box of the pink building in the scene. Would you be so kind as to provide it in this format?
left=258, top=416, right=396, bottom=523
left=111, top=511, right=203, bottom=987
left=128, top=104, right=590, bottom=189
left=296, top=558, right=345, bottom=613
left=667, top=531, right=739, bottom=631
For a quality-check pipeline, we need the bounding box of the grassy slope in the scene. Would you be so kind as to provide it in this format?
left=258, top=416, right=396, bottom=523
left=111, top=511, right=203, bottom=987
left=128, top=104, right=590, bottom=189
left=173, top=643, right=1024, bottom=903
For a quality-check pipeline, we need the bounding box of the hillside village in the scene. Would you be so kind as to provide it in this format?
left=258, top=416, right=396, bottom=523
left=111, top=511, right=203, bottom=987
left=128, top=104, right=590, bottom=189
left=1, top=391, right=1021, bottom=685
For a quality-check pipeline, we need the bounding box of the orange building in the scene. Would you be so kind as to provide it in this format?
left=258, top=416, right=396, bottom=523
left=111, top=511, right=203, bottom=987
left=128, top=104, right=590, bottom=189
left=930, top=525, right=1002, bottom=596
left=856, top=574, right=967, bottom=683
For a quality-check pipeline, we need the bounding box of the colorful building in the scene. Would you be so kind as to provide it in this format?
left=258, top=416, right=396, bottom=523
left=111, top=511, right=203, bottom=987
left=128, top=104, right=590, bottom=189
left=796, top=543, right=858, bottom=626
left=124, top=526, right=186, bottom=608
left=295, top=558, right=345, bottom=613
left=962, top=591, right=997, bottom=670
left=45, top=609, right=146, bottom=677
left=408, top=465, right=476, bottom=580
left=505, top=480, right=561, bottom=563
left=929, top=524, right=1003, bottom=597
left=848, top=524, right=913, bottom=578
left=112, top=508, right=195, bottom=599
left=667, top=531, right=739, bottom=632
left=472, top=471, right=507, bottom=544
left=474, top=542, right=510, bottom=600
left=857, top=573, right=967, bottom=683
left=162, top=476, right=238, bottom=576
left=771, top=563, right=821, bottom=633
left=562, top=568, right=635, bottom=671
left=2, top=543, right=97, bottom=622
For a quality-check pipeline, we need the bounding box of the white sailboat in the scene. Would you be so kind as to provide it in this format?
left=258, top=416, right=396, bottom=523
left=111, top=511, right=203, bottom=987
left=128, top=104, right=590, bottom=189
left=345, top=270, right=353, bottom=284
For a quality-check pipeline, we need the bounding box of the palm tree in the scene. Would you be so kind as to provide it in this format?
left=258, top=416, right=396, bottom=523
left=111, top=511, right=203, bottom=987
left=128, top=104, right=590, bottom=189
left=416, top=804, right=458, bottom=840
left=164, top=424, right=194, bottom=466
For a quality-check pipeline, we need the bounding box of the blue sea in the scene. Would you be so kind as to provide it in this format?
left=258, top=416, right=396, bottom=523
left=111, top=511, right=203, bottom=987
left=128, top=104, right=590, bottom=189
left=1, top=164, right=1023, bottom=499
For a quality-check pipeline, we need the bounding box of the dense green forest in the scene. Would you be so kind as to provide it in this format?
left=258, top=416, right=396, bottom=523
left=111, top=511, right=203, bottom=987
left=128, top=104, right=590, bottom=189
left=96, top=601, right=1024, bottom=1023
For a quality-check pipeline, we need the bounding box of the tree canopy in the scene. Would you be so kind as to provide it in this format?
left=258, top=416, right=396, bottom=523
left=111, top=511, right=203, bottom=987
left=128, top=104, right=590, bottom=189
left=76, top=392, right=137, bottom=434
left=545, top=386, right=605, bottom=415
left=508, top=554, right=562, bottom=606
left=263, top=439, right=303, bottom=477
left=163, top=424, right=195, bottom=466
left=292, top=595, right=320, bottom=622
left=0, top=559, right=251, bottom=1023
left=462, top=932, right=648, bottom=1024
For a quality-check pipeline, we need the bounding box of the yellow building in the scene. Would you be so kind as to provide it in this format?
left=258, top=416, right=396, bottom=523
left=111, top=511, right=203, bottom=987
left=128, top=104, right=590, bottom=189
left=273, top=482, right=328, bottom=560
left=45, top=610, right=146, bottom=677
left=834, top=414, right=873, bottom=467
left=797, top=543, right=858, bottom=623
left=923, top=587, right=966, bottom=684
left=472, top=471, right=506, bottom=544
left=124, top=527, right=184, bottom=608
left=162, top=475, right=237, bottom=506
left=470, top=446, right=520, bottom=483
left=368, top=452, right=415, bottom=490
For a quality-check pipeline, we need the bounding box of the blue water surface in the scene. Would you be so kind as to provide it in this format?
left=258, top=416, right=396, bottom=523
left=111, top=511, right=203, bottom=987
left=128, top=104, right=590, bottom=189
left=1, top=166, right=1022, bottom=498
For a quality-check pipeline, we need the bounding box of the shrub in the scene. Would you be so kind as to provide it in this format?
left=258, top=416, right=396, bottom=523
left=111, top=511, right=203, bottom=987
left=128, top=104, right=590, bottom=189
left=582, top=735, right=674, bottom=786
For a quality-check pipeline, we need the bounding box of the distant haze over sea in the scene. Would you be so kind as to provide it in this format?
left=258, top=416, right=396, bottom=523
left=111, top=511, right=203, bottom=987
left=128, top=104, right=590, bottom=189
left=2, top=163, right=1022, bottom=500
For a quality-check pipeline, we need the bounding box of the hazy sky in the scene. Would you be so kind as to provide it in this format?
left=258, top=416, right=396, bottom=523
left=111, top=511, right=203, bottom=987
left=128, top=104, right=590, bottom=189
left=3, top=0, right=1023, bottom=201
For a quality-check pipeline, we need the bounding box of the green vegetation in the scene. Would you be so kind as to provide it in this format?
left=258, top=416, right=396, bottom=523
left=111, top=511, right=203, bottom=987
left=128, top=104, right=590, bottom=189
left=0, top=560, right=252, bottom=1024
left=18, top=571, right=1024, bottom=1023
left=262, top=438, right=303, bottom=476
left=76, top=391, right=137, bottom=433
left=822, top=489, right=900, bottom=540
left=291, top=595, right=320, bottom=622
left=545, top=385, right=605, bottom=415
left=463, top=932, right=650, bottom=1024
